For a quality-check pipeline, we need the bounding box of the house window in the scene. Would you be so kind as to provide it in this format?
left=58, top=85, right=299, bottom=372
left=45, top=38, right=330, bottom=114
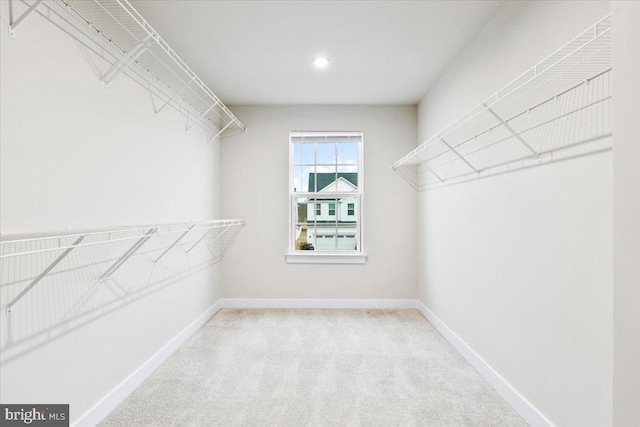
left=288, top=131, right=365, bottom=263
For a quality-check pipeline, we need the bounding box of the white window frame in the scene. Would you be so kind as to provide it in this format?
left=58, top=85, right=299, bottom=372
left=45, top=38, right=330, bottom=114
left=286, top=131, right=366, bottom=264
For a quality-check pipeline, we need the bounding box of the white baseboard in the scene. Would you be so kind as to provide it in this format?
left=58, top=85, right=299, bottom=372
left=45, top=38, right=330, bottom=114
left=221, top=298, right=417, bottom=310
left=415, top=301, right=554, bottom=427
left=74, top=298, right=552, bottom=427
left=72, top=300, right=223, bottom=427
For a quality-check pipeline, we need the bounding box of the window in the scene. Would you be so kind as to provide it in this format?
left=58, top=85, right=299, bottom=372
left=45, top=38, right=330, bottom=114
left=288, top=131, right=365, bottom=263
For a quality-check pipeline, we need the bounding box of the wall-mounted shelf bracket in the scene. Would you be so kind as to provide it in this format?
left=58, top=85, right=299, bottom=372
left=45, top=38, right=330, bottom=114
left=422, top=163, right=445, bottom=183
left=438, top=135, right=480, bottom=174
left=153, top=224, right=195, bottom=264
left=186, top=224, right=230, bottom=254
left=99, top=228, right=157, bottom=282
left=5, top=234, right=85, bottom=315
left=210, top=223, right=243, bottom=262
left=207, top=120, right=235, bottom=144
left=8, top=0, right=45, bottom=37
left=185, top=103, right=218, bottom=132
left=483, top=103, right=539, bottom=159
left=100, top=34, right=154, bottom=88
left=154, top=77, right=195, bottom=116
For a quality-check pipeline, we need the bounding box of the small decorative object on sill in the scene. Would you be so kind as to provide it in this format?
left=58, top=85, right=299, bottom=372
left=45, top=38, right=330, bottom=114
left=299, top=242, right=315, bottom=250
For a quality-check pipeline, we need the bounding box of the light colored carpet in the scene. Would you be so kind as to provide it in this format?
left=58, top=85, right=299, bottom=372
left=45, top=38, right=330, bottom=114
left=100, top=309, right=527, bottom=426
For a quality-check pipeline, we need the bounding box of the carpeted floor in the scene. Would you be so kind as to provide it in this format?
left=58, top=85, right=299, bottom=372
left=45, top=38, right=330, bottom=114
left=100, top=309, right=527, bottom=426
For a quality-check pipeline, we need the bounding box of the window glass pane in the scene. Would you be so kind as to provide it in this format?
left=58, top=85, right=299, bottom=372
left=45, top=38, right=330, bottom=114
left=337, top=142, right=358, bottom=165
left=294, top=197, right=314, bottom=251
left=316, top=142, right=336, bottom=165
left=328, top=202, right=336, bottom=216
left=337, top=165, right=358, bottom=192
left=343, top=197, right=357, bottom=221
left=337, top=165, right=358, bottom=173
left=293, top=166, right=313, bottom=192
left=293, top=143, right=314, bottom=165
left=312, top=166, right=337, bottom=192
left=337, top=197, right=358, bottom=250
left=314, top=222, right=337, bottom=251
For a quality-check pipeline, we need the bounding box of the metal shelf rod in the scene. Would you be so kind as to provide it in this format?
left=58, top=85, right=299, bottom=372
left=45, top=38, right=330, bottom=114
left=1, top=219, right=240, bottom=245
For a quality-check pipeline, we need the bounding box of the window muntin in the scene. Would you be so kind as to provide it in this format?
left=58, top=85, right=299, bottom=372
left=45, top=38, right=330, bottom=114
left=290, top=131, right=363, bottom=254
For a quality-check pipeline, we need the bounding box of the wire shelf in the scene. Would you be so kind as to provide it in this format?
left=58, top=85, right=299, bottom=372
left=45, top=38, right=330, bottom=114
left=1, top=219, right=246, bottom=316
left=8, top=0, right=246, bottom=140
left=393, top=15, right=612, bottom=190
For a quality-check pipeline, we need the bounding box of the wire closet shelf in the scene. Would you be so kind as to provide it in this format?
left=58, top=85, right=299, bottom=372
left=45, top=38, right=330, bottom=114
left=1, top=219, right=246, bottom=315
left=393, top=15, right=612, bottom=190
left=8, top=0, right=246, bottom=141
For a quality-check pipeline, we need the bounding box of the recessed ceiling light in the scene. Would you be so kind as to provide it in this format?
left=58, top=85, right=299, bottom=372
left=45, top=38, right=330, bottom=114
left=313, top=57, right=329, bottom=68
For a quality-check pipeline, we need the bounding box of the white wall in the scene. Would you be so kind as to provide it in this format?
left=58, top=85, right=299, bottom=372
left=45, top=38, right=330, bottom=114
left=0, top=2, right=223, bottom=423
left=612, top=2, right=640, bottom=426
left=416, top=2, right=612, bottom=426
left=221, top=105, right=417, bottom=300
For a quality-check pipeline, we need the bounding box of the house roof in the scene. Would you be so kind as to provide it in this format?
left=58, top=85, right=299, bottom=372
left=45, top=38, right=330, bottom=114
left=308, top=173, right=358, bottom=192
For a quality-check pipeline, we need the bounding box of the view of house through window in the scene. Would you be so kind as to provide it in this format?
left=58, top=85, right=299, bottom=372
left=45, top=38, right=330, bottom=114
left=290, top=131, right=362, bottom=252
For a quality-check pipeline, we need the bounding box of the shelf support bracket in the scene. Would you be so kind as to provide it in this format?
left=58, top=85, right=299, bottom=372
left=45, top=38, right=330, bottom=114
left=155, top=77, right=195, bottom=116
left=8, top=0, right=45, bottom=38
left=153, top=225, right=195, bottom=264
left=207, top=120, right=234, bottom=143
left=99, top=228, right=157, bottom=282
left=438, top=136, right=480, bottom=174
left=421, top=162, right=445, bottom=183
left=185, top=102, right=219, bottom=131
left=100, top=35, right=154, bottom=87
left=210, top=224, right=243, bottom=262
left=483, top=103, right=539, bottom=156
left=6, top=234, right=85, bottom=315
left=185, top=225, right=231, bottom=254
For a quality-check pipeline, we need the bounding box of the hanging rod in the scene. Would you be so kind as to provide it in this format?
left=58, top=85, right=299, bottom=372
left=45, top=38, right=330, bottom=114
left=7, top=0, right=246, bottom=140
left=1, top=219, right=246, bottom=315
left=393, top=14, right=613, bottom=190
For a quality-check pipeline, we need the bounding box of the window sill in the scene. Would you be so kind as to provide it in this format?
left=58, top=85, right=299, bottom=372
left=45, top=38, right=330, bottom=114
left=285, top=253, right=367, bottom=265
